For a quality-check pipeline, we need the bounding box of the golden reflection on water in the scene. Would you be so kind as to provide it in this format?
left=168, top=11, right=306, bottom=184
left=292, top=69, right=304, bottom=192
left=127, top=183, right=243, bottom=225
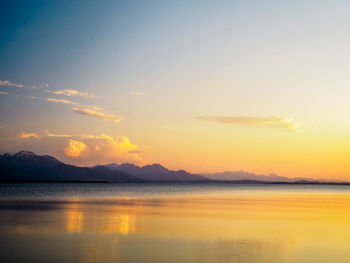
left=118, top=214, right=135, bottom=235
left=66, top=203, right=83, bottom=233
left=65, top=201, right=136, bottom=235
left=2, top=191, right=350, bottom=263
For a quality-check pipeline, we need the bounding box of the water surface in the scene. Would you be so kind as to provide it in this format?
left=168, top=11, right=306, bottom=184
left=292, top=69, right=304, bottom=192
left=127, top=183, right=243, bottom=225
left=1, top=183, right=350, bottom=263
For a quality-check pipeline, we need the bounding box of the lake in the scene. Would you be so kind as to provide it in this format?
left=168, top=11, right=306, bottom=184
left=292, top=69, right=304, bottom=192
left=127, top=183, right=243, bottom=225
left=1, top=183, right=350, bottom=263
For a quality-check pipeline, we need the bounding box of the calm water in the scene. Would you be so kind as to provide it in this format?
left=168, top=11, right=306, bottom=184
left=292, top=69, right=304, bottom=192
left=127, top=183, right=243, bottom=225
left=1, top=183, right=350, bottom=263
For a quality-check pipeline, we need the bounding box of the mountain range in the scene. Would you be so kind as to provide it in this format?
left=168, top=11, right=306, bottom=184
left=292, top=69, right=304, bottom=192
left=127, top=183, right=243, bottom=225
left=203, top=171, right=314, bottom=182
left=97, top=163, right=204, bottom=181
left=0, top=151, right=206, bottom=182
left=0, top=151, right=343, bottom=183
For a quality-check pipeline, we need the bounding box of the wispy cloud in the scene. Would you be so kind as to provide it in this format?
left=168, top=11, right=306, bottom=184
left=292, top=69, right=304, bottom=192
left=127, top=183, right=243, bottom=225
left=129, top=91, right=145, bottom=96
left=88, top=105, right=104, bottom=111
left=47, top=89, right=96, bottom=98
left=80, top=134, right=114, bottom=140
left=18, top=132, right=41, bottom=139
left=0, top=80, right=23, bottom=88
left=72, top=107, right=123, bottom=123
left=18, top=130, right=71, bottom=139
left=197, top=116, right=301, bottom=133
left=1, top=83, right=105, bottom=119
left=45, top=98, right=78, bottom=105
left=64, top=139, right=87, bottom=158
left=42, top=130, right=71, bottom=138
left=24, top=96, right=40, bottom=100
left=32, top=96, right=102, bottom=110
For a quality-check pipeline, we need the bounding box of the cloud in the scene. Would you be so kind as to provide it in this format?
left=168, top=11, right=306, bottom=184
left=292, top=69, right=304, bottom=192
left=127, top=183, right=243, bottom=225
left=16, top=129, right=142, bottom=164
left=197, top=116, right=301, bottom=133
left=80, top=134, right=114, bottom=140
left=45, top=98, right=78, bottom=105
left=86, top=135, right=142, bottom=163
left=72, top=107, right=123, bottom=123
left=64, top=139, right=87, bottom=158
left=43, top=130, right=71, bottom=138
left=47, top=89, right=96, bottom=98
left=1, top=84, right=103, bottom=118
left=18, top=130, right=71, bottom=139
left=24, top=96, right=40, bottom=100
left=0, top=80, right=23, bottom=88
left=88, top=106, right=104, bottom=111
left=44, top=97, right=102, bottom=111
left=129, top=91, right=145, bottom=96
left=18, top=132, right=41, bottom=139
left=68, top=134, right=142, bottom=163
left=63, top=134, right=142, bottom=163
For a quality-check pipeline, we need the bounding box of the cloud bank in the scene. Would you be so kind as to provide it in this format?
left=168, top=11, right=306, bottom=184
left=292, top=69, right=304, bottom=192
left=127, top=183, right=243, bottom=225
left=197, top=116, right=301, bottom=133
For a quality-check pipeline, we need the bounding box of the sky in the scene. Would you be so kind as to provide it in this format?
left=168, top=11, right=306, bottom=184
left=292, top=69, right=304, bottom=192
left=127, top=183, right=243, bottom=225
left=1, top=0, right=350, bottom=180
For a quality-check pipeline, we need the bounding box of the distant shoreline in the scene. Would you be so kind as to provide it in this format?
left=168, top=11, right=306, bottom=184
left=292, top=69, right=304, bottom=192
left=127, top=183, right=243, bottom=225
left=1, top=180, right=350, bottom=185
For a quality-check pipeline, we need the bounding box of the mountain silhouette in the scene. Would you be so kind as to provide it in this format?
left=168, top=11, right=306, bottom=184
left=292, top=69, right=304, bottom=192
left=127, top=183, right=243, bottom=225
left=202, top=171, right=328, bottom=182
left=0, top=151, right=141, bottom=182
left=0, top=151, right=343, bottom=184
left=101, top=163, right=205, bottom=181
left=0, top=151, right=206, bottom=182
